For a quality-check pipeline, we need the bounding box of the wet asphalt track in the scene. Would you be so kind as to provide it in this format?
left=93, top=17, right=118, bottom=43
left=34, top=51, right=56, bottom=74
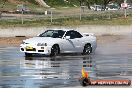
left=0, top=35, right=132, bottom=88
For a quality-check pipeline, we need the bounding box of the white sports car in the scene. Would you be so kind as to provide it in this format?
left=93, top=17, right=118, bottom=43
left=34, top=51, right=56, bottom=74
left=20, top=29, right=97, bottom=56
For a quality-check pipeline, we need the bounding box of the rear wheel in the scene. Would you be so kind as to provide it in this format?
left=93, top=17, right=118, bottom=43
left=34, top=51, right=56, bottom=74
left=50, top=45, right=60, bottom=57
left=83, top=44, right=92, bottom=55
left=25, top=53, right=32, bottom=57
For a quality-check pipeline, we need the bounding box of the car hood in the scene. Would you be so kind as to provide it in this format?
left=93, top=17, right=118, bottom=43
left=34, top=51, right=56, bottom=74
left=23, top=37, right=61, bottom=45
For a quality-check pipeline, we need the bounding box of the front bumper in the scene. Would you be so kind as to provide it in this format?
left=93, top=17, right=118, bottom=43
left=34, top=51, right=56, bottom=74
left=20, top=44, right=51, bottom=55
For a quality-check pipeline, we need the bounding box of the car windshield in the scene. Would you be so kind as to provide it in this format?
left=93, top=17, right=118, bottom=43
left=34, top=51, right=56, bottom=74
left=39, top=30, right=65, bottom=38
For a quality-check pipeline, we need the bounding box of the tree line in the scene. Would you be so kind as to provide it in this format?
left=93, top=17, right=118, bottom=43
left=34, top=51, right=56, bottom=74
left=79, top=0, right=132, bottom=9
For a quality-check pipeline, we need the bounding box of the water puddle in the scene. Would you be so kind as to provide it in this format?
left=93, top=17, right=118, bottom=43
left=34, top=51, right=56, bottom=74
left=0, top=36, right=132, bottom=88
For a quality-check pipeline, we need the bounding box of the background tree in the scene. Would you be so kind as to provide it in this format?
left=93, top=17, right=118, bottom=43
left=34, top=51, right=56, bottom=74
left=85, top=0, right=95, bottom=9
left=79, top=0, right=95, bottom=9
left=101, top=0, right=113, bottom=9
left=79, top=0, right=114, bottom=9
left=127, top=0, right=132, bottom=3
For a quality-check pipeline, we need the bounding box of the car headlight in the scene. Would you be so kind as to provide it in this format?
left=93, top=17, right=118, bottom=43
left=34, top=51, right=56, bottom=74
left=37, top=43, right=47, bottom=46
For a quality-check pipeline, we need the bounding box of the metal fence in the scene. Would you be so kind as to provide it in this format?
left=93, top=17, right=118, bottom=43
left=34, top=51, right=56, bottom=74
left=0, top=7, right=132, bottom=24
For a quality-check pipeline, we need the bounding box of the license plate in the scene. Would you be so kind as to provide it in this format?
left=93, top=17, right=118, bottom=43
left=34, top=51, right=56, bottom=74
left=26, top=45, right=33, bottom=50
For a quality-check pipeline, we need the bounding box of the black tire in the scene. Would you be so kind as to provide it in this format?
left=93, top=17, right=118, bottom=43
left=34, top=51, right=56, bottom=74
left=80, top=78, right=91, bottom=86
left=83, top=44, right=92, bottom=55
left=25, top=53, right=32, bottom=57
left=50, top=45, right=60, bottom=57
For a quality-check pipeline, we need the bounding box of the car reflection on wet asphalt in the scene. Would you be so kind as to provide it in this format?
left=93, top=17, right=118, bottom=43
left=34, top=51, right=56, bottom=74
left=0, top=35, right=132, bottom=88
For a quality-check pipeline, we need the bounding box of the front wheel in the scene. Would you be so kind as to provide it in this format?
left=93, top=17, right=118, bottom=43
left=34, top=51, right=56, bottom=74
left=25, top=53, right=32, bottom=57
left=50, top=45, right=60, bottom=57
left=83, top=44, right=92, bottom=55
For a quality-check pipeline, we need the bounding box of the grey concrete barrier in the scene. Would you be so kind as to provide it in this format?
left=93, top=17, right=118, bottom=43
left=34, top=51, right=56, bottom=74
left=0, top=25, right=132, bottom=37
left=77, top=25, right=132, bottom=35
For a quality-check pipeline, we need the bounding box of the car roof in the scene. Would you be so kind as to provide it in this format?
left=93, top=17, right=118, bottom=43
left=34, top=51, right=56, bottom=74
left=48, top=28, right=75, bottom=31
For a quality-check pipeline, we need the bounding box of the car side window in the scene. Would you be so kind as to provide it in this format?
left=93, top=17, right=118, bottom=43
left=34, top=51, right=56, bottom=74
left=74, top=31, right=83, bottom=38
left=65, top=31, right=83, bottom=39
left=65, top=31, right=72, bottom=38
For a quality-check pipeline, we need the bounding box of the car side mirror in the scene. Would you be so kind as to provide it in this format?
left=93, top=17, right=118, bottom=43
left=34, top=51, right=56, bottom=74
left=65, top=36, right=70, bottom=40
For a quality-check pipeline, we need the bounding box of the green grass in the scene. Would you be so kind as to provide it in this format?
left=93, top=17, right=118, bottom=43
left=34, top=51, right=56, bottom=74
left=0, top=0, right=43, bottom=12
left=0, top=0, right=79, bottom=12
left=0, top=1, right=16, bottom=11
left=20, top=0, right=38, bottom=5
left=0, top=0, right=132, bottom=28
left=0, top=16, right=132, bottom=28
left=44, top=0, right=79, bottom=7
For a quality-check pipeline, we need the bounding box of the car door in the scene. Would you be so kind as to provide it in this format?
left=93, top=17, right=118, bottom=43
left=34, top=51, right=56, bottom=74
left=62, top=30, right=83, bottom=53
left=69, top=31, right=84, bottom=52
left=61, top=31, right=75, bottom=53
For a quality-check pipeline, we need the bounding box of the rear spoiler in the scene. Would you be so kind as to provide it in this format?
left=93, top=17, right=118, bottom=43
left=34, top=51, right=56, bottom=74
left=83, top=33, right=95, bottom=36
